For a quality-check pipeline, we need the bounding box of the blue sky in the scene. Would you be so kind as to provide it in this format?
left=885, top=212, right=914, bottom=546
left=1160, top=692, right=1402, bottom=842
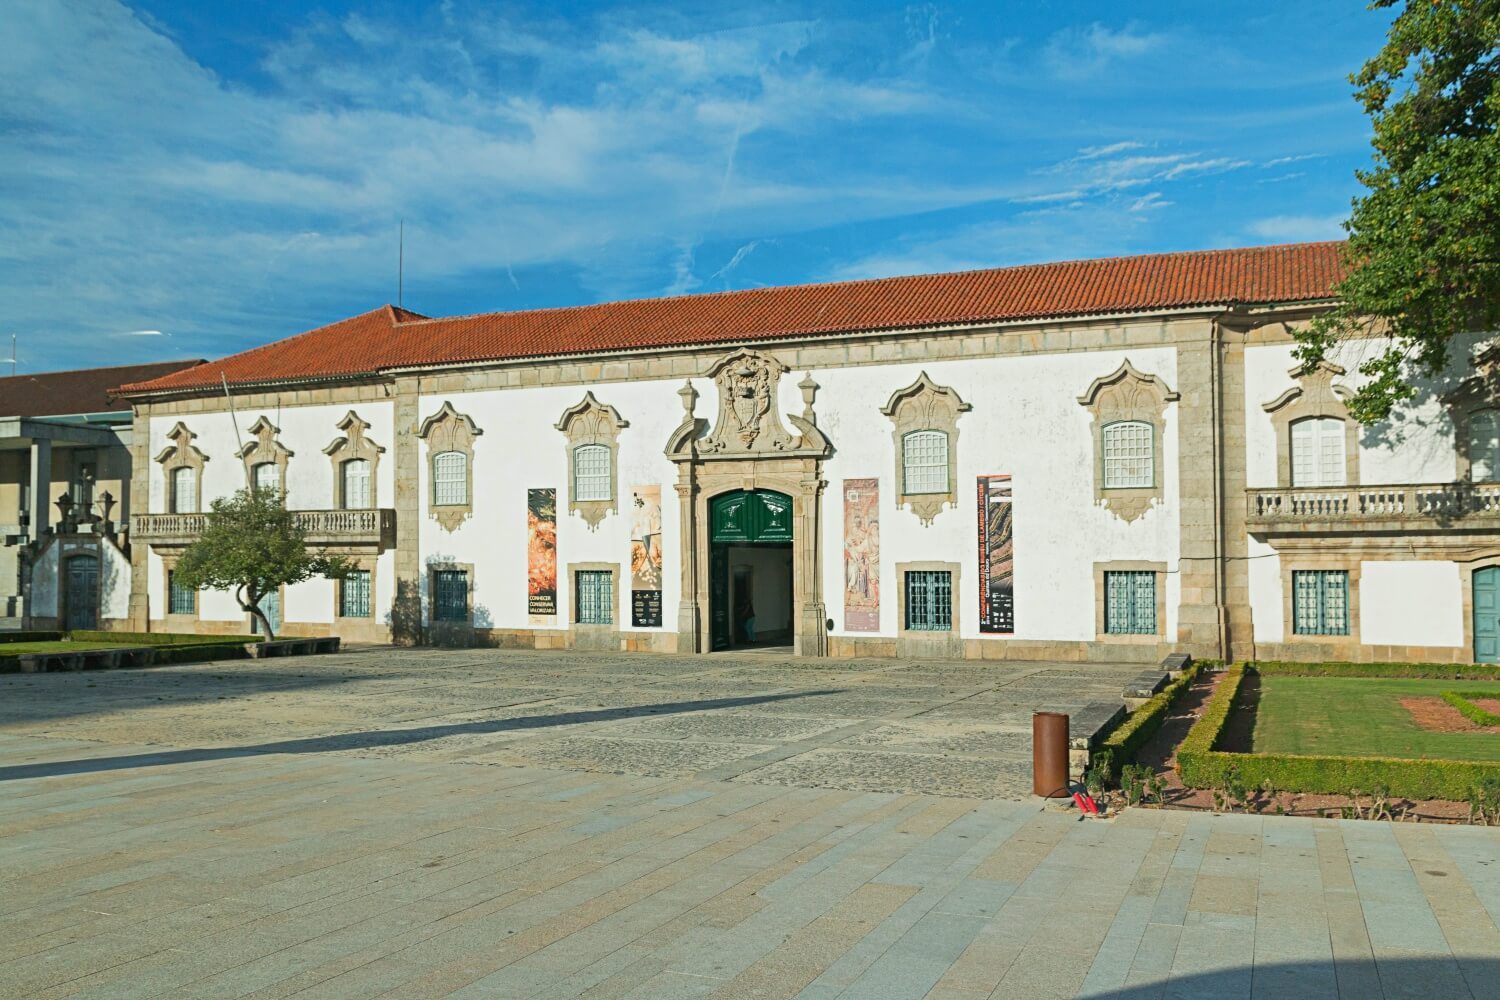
left=2, top=1, right=1392, bottom=371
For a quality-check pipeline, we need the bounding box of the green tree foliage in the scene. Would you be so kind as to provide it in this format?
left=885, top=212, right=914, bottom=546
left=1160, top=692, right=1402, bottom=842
left=172, top=487, right=350, bottom=638
left=1298, top=0, right=1500, bottom=422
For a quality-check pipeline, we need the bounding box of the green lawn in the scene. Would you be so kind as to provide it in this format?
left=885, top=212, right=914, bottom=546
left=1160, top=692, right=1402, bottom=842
left=0, top=641, right=153, bottom=656
left=1253, top=676, right=1500, bottom=763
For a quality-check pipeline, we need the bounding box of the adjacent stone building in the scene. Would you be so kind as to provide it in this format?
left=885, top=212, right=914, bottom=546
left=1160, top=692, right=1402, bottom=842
left=0, top=360, right=203, bottom=629
left=114, top=242, right=1500, bottom=663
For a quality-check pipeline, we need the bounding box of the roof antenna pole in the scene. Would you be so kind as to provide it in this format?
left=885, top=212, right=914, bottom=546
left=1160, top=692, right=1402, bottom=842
left=398, top=219, right=404, bottom=309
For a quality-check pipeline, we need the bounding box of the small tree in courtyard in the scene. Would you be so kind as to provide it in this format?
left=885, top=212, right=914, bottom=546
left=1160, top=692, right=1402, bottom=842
left=172, top=487, right=351, bottom=639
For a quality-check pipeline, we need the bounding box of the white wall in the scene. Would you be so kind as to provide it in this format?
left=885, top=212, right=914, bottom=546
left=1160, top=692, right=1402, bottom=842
left=1360, top=561, right=1463, bottom=648
left=100, top=541, right=130, bottom=620
left=1247, top=538, right=1283, bottom=644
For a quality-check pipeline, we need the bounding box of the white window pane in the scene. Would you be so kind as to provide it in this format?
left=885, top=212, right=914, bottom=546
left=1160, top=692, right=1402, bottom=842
left=343, top=459, right=371, bottom=508
left=1103, top=421, right=1153, bottom=489
left=1291, top=417, right=1345, bottom=487
left=433, top=451, right=467, bottom=505
left=903, top=431, right=948, bottom=494
left=573, top=445, right=611, bottom=502
left=172, top=467, right=195, bottom=512
left=1472, top=410, right=1499, bottom=482
left=253, top=462, right=278, bottom=492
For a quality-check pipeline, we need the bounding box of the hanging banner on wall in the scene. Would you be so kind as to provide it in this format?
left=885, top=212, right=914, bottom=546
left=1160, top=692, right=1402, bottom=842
left=527, top=488, right=557, bottom=616
left=843, top=478, right=880, bottom=632
left=977, top=474, right=1015, bottom=633
left=630, top=485, right=663, bottom=627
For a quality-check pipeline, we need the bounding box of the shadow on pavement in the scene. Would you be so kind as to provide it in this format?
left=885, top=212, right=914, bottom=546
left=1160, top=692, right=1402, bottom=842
left=0, top=689, right=842, bottom=782
left=1086, top=955, right=1498, bottom=999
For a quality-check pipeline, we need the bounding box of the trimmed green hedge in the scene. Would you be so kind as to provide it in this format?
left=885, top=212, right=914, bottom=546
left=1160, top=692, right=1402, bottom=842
left=1254, top=660, right=1500, bottom=681
left=1096, top=660, right=1210, bottom=777
left=1177, top=663, right=1500, bottom=801
left=1442, top=690, right=1500, bottom=727
left=0, top=631, right=64, bottom=644
left=68, top=631, right=261, bottom=646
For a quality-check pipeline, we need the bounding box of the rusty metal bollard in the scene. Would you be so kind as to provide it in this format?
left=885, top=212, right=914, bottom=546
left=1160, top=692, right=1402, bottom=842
left=1032, top=711, right=1070, bottom=798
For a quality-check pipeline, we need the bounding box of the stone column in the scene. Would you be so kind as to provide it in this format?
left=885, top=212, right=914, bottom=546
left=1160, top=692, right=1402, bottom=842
left=794, top=462, right=827, bottom=657
left=125, top=407, right=151, bottom=629
left=391, top=378, right=422, bottom=644
left=28, top=437, right=51, bottom=542
left=1218, top=323, right=1254, bottom=660
left=674, top=469, right=700, bottom=653
left=1173, top=324, right=1228, bottom=659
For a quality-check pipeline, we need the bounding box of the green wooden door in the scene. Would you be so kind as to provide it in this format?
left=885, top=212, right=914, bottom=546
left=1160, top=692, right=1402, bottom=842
left=709, top=543, right=729, bottom=650
left=1476, top=567, right=1500, bottom=664
left=710, top=490, right=793, bottom=544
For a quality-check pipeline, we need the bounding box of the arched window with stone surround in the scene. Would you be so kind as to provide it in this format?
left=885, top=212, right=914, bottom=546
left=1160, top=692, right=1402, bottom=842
left=1290, top=416, right=1347, bottom=487
left=1469, top=409, right=1500, bottom=483
left=252, top=462, right=278, bottom=493
left=342, top=458, right=372, bottom=509
left=433, top=451, right=468, bottom=506
left=1102, top=420, right=1154, bottom=489
left=901, top=430, right=950, bottom=495
left=572, top=444, right=611, bottom=502
left=171, top=467, right=196, bottom=513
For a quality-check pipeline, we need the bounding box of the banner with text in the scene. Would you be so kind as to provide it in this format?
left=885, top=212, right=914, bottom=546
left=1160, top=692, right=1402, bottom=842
left=630, top=484, right=663, bottom=627
left=527, top=488, right=557, bottom=616
left=977, top=474, right=1015, bottom=634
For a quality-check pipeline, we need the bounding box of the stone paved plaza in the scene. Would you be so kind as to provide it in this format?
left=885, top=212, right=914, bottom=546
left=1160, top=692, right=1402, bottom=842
left=3, top=649, right=1500, bottom=998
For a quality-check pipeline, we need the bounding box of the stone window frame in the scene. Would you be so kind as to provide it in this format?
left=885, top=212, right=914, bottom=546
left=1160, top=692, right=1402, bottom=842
left=1262, top=360, right=1359, bottom=488
left=427, top=561, right=474, bottom=626
left=238, top=416, right=294, bottom=494
left=555, top=392, right=629, bottom=530
left=1077, top=360, right=1180, bottom=523
left=896, top=560, right=961, bottom=636
left=323, top=410, right=385, bottom=509
left=417, top=402, right=482, bottom=532
left=335, top=558, right=378, bottom=621
left=1093, top=559, right=1167, bottom=644
left=155, top=421, right=208, bottom=514
left=1279, top=557, right=1362, bottom=651
left=881, top=373, right=971, bottom=526
left=1446, top=345, right=1500, bottom=482
left=568, top=561, right=621, bottom=629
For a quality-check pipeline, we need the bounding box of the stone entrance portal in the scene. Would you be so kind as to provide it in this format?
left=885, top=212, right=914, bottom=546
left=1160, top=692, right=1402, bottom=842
left=666, top=349, right=832, bottom=656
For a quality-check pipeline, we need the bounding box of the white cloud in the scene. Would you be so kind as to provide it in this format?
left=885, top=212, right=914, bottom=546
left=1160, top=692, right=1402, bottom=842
left=1129, top=192, right=1171, bottom=212
left=1043, top=23, right=1168, bottom=80
left=1247, top=215, right=1347, bottom=242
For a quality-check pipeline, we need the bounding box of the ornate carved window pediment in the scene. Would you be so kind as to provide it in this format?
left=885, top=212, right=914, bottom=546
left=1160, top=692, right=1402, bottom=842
left=882, top=372, right=970, bottom=526
left=556, top=392, right=628, bottom=530
left=1261, top=360, right=1358, bottom=488
left=155, top=421, right=208, bottom=514
left=323, top=410, right=384, bottom=509
left=1078, top=360, right=1179, bottom=523
left=237, top=416, right=293, bottom=494
left=417, top=401, right=482, bottom=532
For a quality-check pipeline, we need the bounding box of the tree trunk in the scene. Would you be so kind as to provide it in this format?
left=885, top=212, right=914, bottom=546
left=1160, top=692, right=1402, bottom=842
left=237, top=584, right=276, bottom=641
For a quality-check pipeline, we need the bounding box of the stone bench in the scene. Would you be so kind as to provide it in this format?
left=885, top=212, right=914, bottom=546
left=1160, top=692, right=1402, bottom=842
left=1066, top=701, right=1126, bottom=781
left=17, top=646, right=158, bottom=673
left=1122, top=670, right=1170, bottom=710
left=245, top=637, right=341, bottom=658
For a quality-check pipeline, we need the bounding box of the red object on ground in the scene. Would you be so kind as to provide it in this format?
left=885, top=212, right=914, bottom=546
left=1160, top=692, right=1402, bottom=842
left=1073, top=791, right=1099, bottom=815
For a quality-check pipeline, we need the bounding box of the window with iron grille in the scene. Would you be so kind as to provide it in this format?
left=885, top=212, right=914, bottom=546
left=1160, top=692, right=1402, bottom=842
left=1102, top=421, right=1154, bottom=489
left=171, top=467, right=196, bottom=513
left=252, top=462, right=278, bottom=493
left=1471, top=409, right=1500, bottom=483
left=1292, top=570, right=1349, bottom=636
left=1290, top=417, right=1346, bottom=487
left=433, top=569, right=468, bottom=622
left=342, top=459, right=372, bottom=508
left=575, top=570, right=613, bottom=625
left=1104, top=571, right=1157, bottom=634
left=167, top=571, right=195, bottom=615
left=432, top=451, right=467, bottom=505
left=573, top=445, right=611, bottom=502
left=340, top=570, right=371, bottom=618
left=902, top=431, right=949, bottom=494
left=905, top=570, right=952, bottom=631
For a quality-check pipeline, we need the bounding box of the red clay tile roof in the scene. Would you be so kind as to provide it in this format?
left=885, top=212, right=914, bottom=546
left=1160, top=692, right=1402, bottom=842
left=119, top=242, right=1347, bottom=395
left=1, top=360, right=205, bottom=417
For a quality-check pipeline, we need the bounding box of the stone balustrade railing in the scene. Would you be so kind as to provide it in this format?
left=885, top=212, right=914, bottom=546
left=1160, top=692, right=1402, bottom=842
left=1247, top=482, right=1500, bottom=529
left=132, top=508, right=396, bottom=548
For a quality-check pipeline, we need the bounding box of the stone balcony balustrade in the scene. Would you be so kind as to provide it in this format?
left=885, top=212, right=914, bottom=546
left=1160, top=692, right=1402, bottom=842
left=132, top=508, right=396, bottom=551
left=1246, top=482, right=1500, bottom=536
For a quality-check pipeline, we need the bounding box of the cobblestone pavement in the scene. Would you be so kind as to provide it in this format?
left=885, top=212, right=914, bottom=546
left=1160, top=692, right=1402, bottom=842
left=2, top=650, right=1498, bottom=998
left=0, top=648, right=1145, bottom=799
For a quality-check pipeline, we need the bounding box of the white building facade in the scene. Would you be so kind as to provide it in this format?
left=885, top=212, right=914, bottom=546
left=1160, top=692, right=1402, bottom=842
left=116, top=243, right=1500, bottom=664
